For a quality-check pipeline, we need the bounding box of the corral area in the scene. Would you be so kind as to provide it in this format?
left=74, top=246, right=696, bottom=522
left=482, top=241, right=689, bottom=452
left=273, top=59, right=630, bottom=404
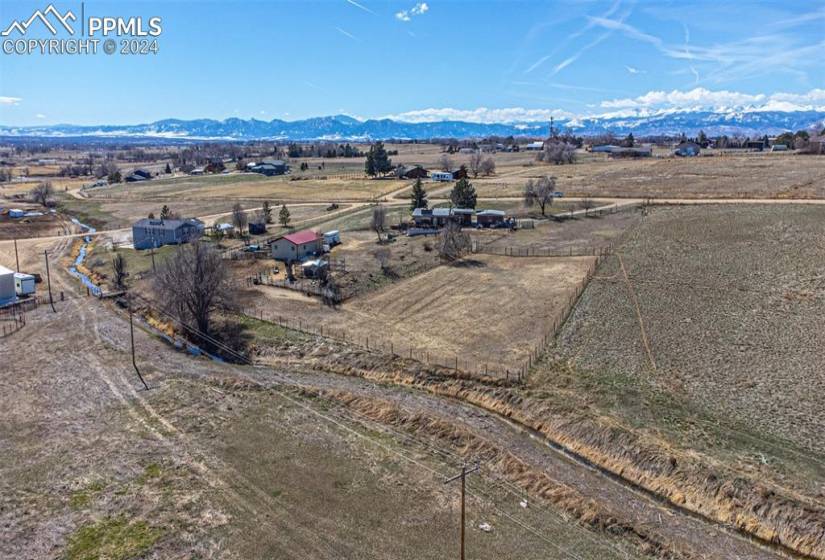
left=552, top=204, right=825, bottom=453
left=241, top=253, right=595, bottom=375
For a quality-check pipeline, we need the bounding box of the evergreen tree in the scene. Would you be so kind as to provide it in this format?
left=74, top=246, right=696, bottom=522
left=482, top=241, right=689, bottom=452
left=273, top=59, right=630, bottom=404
left=164, top=162, right=172, bottom=174
left=364, top=151, right=376, bottom=176
left=409, top=178, right=428, bottom=211
left=450, top=178, right=477, bottom=209
left=697, top=130, right=708, bottom=146
left=365, top=142, right=392, bottom=176
left=160, top=204, right=171, bottom=220
left=624, top=133, right=635, bottom=147
left=279, top=204, right=291, bottom=228
left=262, top=200, right=273, bottom=224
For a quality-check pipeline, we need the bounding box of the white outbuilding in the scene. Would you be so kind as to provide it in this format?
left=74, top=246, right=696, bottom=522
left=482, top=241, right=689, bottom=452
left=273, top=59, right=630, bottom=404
left=0, top=265, right=17, bottom=306
left=14, top=272, right=35, bottom=296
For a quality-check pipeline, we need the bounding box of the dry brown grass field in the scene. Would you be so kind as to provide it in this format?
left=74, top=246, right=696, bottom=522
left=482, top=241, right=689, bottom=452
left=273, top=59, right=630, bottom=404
left=240, top=253, right=595, bottom=375
left=552, top=204, right=825, bottom=454
left=469, top=152, right=825, bottom=199
left=85, top=172, right=406, bottom=203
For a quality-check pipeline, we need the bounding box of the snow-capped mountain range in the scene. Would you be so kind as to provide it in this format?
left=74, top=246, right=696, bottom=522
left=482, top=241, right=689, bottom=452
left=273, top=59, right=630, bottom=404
left=1, top=110, right=823, bottom=141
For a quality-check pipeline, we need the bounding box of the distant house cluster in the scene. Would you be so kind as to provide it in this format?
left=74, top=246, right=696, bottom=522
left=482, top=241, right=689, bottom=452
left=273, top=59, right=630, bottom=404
left=132, top=217, right=205, bottom=249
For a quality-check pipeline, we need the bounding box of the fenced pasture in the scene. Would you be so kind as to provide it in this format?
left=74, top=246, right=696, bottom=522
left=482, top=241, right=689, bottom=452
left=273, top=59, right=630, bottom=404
left=239, top=253, right=598, bottom=380
left=552, top=204, right=825, bottom=454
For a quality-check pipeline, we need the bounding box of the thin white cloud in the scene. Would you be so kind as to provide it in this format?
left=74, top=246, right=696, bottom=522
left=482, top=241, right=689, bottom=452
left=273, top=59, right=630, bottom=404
left=524, top=0, right=622, bottom=74
left=625, top=65, right=645, bottom=74
left=345, top=0, right=374, bottom=15
left=550, top=30, right=613, bottom=76
left=335, top=27, right=360, bottom=41
left=384, top=106, right=574, bottom=124
left=396, top=2, right=428, bottom=22
left=35, top=113, right=46, bottom=119
left=0, top=96, right=22, bottom=105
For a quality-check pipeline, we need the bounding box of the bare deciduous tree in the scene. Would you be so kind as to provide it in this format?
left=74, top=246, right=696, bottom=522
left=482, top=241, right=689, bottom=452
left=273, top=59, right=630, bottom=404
left=437, top=221, right=472, bottom=261
left=154, top=242, right=235, bottom=346
left=231, top=202, right=248, bottom=233
left=31, top=182, right=54, bottom=207
left=112, top=252, right=127, bottom=290
left=371, top=204, right=387, bottom=242
left=538, top=142, right=576, bottom=165
left=523, top=176, right=556, bottom=216
left=373, top=247, right=391, bottom=274
left=581, top=196, right=596, bottom=213
left=469, top=151, right=483, bottom=177
left=480, top=156, right=496, bottom=176
left=438, top=153, right=454, bottom=172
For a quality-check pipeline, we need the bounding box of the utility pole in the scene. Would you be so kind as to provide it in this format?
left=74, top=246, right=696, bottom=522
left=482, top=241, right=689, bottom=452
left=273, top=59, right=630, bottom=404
left=14, top=239, right=20, bottom=272
left=43, top=250, right=55, bottom=312
left=444, top=462, right=480, bottom=560
left=128, top=296, right=150, bottom=390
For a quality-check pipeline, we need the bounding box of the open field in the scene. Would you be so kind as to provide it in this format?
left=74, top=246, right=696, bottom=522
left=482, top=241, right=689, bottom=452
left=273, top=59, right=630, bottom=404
left=552, top=204, right=825, bottom=453
left=469, top=153, right=825, bottom=199
left=85, top=172, right=408, bottom=202
left=241, top=253, right=595, bottom=374
left=58, top=195, right=349, bottom=231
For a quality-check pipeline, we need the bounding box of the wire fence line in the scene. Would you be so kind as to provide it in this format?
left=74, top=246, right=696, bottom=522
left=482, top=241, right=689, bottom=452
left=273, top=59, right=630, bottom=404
left=237, top=252, right=606, bottom=386
left=237, top=307, right=527, bottom=386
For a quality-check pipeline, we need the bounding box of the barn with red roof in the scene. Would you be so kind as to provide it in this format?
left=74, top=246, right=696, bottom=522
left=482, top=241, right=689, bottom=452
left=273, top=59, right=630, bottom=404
left=270, top=229, right=322, bottom=262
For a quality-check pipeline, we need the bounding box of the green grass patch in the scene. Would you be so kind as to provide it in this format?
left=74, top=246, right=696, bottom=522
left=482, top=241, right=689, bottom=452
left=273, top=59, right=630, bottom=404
left=69, top=481, right=106, bottom=511
left=66, top=516, right=163, bottom=560
left=57, top=197, right=121, bottom=230
left=235, top=314, right=308, bottom=344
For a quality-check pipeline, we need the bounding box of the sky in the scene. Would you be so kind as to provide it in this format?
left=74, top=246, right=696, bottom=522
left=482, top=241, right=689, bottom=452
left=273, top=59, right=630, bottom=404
left=0, top=0, right=823, bottom=126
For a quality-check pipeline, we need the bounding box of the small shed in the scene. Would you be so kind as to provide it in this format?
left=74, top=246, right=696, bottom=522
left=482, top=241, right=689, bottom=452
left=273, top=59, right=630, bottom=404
left=249, top=222, right=267, bottom=235
left=14, top=272, right=35, bottom=296
left=271, top=229, right=322, bottom=262
left=301, top=259, right=329, bottom=279
left=0, top=265, right=16, bottom=306
left=8, top=209, right=25, bottom=218
left=431, top=171, right=453, bottom=182
left=771, top=144, right=788, bottom=152
left=524, top=141, right=545, bottom=151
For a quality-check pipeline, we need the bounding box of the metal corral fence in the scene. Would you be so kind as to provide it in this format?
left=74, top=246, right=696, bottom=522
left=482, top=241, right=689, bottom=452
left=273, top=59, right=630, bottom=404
left=0, top=296, right=39, bottom=338
left=239, top=251, right=606, bottom=385
left=245, top=274, right=355, bottom=302
left=472, top=243, right=614, bottom=258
